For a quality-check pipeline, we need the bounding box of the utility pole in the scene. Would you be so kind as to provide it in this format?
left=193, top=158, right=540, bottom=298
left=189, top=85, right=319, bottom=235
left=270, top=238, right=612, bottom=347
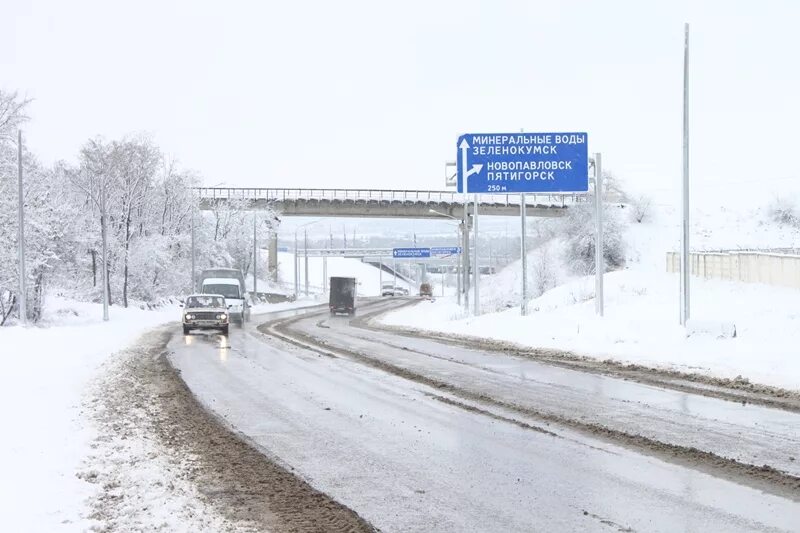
left=680, top=22, right=691, bottom=326
left=190, top=193, right=196, bottom=294
left=520, top=193, right=528, bottom=316
left=17, top=130, right=27, bottom=325
left=304, top=228, right=309, bottom=296
left=101, top=174, right=109, bottom=321
left=594, top=152, right=604, bottom=316
left=253, top=212, right=257, bottom=300
left=323, top=256, right=328, bottom=295
left=293, top=231, right=299, bottom=297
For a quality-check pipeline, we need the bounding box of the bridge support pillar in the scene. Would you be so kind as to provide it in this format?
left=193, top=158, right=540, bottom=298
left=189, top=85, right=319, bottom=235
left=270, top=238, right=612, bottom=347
left=268, top=231, right=279, bottom=282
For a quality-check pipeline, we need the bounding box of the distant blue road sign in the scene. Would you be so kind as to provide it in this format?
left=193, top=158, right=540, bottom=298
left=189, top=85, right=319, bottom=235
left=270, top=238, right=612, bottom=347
left=393, top=247, right=431, bottom=259
left=457, top=132, right=589, bottom=194
left=431, top=246, right=461, bottom=256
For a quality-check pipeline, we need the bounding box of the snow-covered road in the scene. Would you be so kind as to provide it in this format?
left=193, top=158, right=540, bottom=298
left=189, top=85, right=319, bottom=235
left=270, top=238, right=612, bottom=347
left=167, top=300, right=800, bottom=532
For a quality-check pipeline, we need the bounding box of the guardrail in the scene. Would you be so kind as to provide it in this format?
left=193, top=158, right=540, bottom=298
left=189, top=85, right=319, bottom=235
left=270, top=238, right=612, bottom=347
left=195, top=187, right=585, bottom=206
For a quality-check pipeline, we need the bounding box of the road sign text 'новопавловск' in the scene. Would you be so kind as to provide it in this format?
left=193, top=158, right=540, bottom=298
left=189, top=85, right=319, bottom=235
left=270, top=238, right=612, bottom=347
left=431, top=247, right=461, bottom=256
left=456, top=133, right=589, bottom=194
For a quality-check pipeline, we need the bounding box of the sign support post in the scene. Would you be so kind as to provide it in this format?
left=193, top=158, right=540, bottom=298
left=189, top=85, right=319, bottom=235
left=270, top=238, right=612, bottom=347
left=594, top=153, right=604, bottom=316
left=460, top=140, right=470, bottom=313
left=520, top=193, right=528, bottom=316
left=473, top=194, right=480, bottom=315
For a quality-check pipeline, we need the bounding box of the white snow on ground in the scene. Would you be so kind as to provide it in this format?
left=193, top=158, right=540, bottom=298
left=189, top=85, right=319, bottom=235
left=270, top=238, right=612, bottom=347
left=0, top=294, right=313, bottom=531
left=383, top=272, right=800, bottom=390
left=382, top=190, right=800, bottom=392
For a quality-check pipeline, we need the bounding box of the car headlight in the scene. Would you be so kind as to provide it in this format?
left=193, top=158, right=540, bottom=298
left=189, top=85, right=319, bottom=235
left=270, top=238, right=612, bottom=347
left=217, top=314, right=227, bottom=320
left=185, top=314, right=194, bottom=320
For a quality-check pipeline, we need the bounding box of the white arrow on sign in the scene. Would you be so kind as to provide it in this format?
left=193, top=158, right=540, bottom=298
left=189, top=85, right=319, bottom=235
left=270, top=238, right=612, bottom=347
left=459, top=139, right=483, bottom=184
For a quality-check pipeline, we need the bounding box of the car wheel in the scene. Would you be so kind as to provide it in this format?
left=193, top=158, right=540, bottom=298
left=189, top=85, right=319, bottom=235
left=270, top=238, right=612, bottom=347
left=221, top=325, right=229, bottom=335
left=183, top=325, right=190, bottom=335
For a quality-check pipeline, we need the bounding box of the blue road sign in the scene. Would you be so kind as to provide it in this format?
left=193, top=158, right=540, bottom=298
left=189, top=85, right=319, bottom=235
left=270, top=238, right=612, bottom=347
left=457, top=132, right=589, bottom=194
left=393, top=247, right=431, bottom=259
left=431, top=246, right=462, bottom=256
left=277, top=246, right=290, bottom=252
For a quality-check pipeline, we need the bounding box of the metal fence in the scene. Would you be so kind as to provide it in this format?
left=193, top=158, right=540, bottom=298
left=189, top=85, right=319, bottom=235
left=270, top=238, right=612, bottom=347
left=195, top=187, right=586, bottom=207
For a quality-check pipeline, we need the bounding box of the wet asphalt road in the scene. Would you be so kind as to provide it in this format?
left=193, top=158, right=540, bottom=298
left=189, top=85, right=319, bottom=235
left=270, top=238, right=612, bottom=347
left=168, top=301, right=800, bottom=532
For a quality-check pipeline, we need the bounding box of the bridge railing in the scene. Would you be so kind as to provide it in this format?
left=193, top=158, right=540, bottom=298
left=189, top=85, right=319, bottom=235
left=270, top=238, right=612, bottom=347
left=196, top=187, right=586, bottom=206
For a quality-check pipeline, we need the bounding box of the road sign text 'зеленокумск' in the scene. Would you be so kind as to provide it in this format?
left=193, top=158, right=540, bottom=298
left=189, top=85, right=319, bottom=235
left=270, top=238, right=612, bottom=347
left=456, top=133, right=589, bottom=194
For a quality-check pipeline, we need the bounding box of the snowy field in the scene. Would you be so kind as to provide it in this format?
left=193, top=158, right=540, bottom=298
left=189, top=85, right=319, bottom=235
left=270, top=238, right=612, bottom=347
left=0, top=295, right=313, bottom=531
left=381, top=191, right=800, bottom=392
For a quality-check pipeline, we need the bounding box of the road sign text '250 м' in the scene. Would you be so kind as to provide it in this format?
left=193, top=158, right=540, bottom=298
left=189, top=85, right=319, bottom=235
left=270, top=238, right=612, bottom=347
left=457, top=133, right=589, bottom=194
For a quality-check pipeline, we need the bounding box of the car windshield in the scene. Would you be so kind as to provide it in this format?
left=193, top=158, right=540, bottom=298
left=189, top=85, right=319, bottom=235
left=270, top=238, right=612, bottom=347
left=186, top=295, right=224, bottom=308
left=204, top=284, right=240, bottom=299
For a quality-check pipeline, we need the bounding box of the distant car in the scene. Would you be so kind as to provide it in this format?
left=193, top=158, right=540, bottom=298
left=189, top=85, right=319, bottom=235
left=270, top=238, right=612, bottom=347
left=182, top=294, right=229, bottom=335
left=381, top=282, right=396, bottom=297
left=419, top=283, right=433, bottom=298
left=395, top=286, right=409, bottom=296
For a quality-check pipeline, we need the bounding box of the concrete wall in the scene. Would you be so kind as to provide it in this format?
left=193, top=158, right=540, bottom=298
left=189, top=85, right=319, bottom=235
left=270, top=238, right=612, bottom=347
left=666, top=251, right=800, bottom=289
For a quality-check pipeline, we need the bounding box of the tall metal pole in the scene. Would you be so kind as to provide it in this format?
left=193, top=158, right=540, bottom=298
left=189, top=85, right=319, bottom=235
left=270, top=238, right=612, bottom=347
left=462, top=207, right=470, bottom=312
left=252, top=212, right=257, bottom=300
left=323, top=256, right=328, bottom=295
left=293, top=230, right=299, bottom=297
left=594, top=152, right=604, bottom=316
left=462, top=145, right=470, bottom=313
left=473, top=194, right=480, bottom=315
left=520, top=193, right=528, bottom=316
left=304, top=228, right=309, bottom=296
left=680, top=23, right=691, bottom=326
left=457, top=223, right=462, bottom=305
left=190, top=193, right=196, bottom=294
left=101, top=175, right=109, bottom=321
left=379, top=258, right=383, bottom=290
left=17, top=131, right=27, bottom=325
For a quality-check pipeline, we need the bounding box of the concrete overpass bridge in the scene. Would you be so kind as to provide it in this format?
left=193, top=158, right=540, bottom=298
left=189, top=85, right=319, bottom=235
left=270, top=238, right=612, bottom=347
left=196, top=187, right=584, bottom=219
left=196, top=187, right=585, bottom=284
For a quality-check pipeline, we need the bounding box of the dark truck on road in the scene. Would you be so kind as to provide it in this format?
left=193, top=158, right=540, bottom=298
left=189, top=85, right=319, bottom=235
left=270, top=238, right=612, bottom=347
left=329, top=277, right=357, bottom=315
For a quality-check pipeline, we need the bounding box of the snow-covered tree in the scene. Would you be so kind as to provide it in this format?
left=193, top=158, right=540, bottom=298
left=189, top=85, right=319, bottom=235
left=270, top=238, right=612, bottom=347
left=562, top=201, right=626, bottom=275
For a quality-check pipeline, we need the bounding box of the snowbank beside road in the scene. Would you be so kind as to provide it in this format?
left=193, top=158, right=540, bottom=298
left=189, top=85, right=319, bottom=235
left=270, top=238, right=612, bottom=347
left=381, top=270, right=800, bottom=391
left=0, top=300, right=178, bottom=531
left=0, top=296, right=317, bottom=531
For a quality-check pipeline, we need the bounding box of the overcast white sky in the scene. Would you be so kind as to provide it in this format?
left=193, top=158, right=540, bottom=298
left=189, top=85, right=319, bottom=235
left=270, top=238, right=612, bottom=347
left=3, top=0, right=799, bottom=203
